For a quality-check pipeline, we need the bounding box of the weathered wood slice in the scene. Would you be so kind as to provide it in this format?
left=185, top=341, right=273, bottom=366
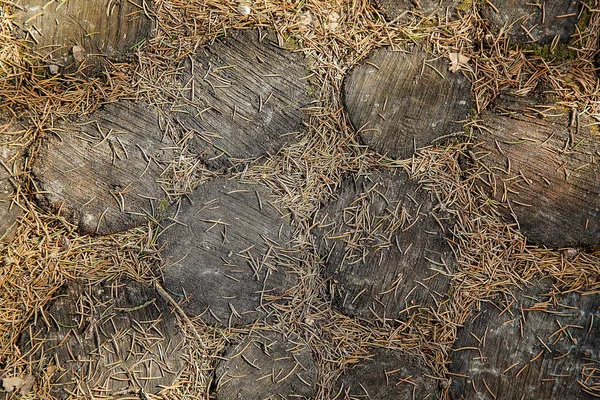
left=0, top=118, right=25, bottom=240
left=214, top=331, right=317, bottom=399
left=480, top=0, right=581, bottom=45
left=331, top=348, right=440, bottom=399
left=472, top=95, right=600, bottom=250
left=344, top=48, right=472, bottom=160
left=174, top=29, right=314, bottom=169
left=315, top=169, right=454, bottom=322
left=375, top=0, right=460, bottom=19
left=19, top=279, right=185, bottom=399
left=18, top=0, right=152, bottom=70
left=159, top=177, right=297, bottom=327
left=450, top=284, right=600, bottom=399
left=33, top=101, right=175, bottom=235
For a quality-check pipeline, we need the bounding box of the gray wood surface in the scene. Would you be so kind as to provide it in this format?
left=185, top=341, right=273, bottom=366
left=17, top=0, right=153, bottom=71
left=159, top=177, right=297, bottom=327
left=315, top=169, right=454, bottom=322
left=0, top=117, right=24, bottom=241
left=174, top=29, right=314, bottom=170
left=480, top=0, right=581, bottom=44
left=331, top=348, right=440, bottom=399
left=214, top=331, right=317, bottom=400
left=344, top=48, right=472, bottom=160
left=375, top=0, right=460, bottom=19
left=450, top=283, right=600, bottom=399
left=33, top=101, right=175, bottom=235
left=473, top=95, right=600, bottom=250
left=19, top=279, right=185, bottom=399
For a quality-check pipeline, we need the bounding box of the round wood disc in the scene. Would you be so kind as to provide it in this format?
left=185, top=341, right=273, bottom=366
left=472, top=95, right=600, bottom=250
left=480, top=0, right=581, bottom=45
left=214, top=331, right=317, bottom=400
left=174, top=29, right=314, bottom=169
left=19, top=279, right=185, bottom=399
left=0, top=117, right=25, bottom=240
left=344, top=48, right=472, bottom=160
left=375, top=0, right=460, bottom=20
left=450, top=284, right=600, bottom=399
left=33, top=101, right=176, bottom=235
left=315, top=169, right=454, bottom=322
left=331, top=348, right=440, bottom=399
left=159, top=177, right=297, bottom=327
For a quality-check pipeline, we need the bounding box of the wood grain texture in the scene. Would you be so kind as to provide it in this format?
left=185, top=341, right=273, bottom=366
left=214, top=331, right=317, bottom=400
left=159, top=177, right=297, bottom=327
left=0, top=117, right=25, bottom=241
left=450, top=284, right=600, bottom=399
left=375, top=0, right=460, bottom=19
left=331, top=348, right=440, bottom=399
left=17, top=0, right=152, bottom=69
left=344, top=48, right=472, bottom=160
left=480, top=0, right=581, bottom=44
left=315, top=169, right=454, bottom=322
left=473, top=95, right=600, bottom=250
left=174, top=29, right=314, bottom=170
left=33, top=101, right=175, bottom=235
left=19, top=279, right=185, bottom=399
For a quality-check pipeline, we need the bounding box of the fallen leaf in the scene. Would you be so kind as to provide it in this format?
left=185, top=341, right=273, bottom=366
left=19, top=374, right=34, bottom=395
left=449, top=52, right=470, bottom=73
left=2, top=376, right=23, bottom=392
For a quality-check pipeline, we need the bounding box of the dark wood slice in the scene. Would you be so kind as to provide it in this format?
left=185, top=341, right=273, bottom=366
left=214, top=331, right=317, bottom=400
left=17, top=0, right=152, bottom=71
left=315, top=169, right=454, bottom=322
left=33, top=101, right=176, bottom=235
left=480, top=0, right=582, bottom=45
left=472, top=95, right=600, bottom=250
left=19, top=279, right=185, bottom=399
left=0, top=118, right=25, bottom=240
left=159, top=177, right=297, bottom=327
left=450, top=283, right=600, bottom=399
left=174, top=29, right=314, bottom=170
left=344, top=48, right=472, bottom=160
left=375, top=0, right=460, bottom=20
left=331, top=348, right=440, bottom=399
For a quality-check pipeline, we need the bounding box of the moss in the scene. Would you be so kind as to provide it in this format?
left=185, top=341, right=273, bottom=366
left=156, top=197, right=171, bottom=217
left=519, top=43, right=577, bottom=62
left=457, top=0, right=473, bottom=13
left=576, top=0, right=594, bottom=33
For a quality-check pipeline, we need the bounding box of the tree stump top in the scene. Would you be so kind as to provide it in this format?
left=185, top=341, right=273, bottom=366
left=473, top=95, right=600, bottom=250
left=33, top=101, right=175, bottom=235
left=19, top=279, right=185, bottom=399
left=344, top=48, right=472, bottom=160
left=375, top=0, right=460, bottom=20
left=159, top=177, right=297, bottom=327
left=214, top=331, right=317, bottom=400
left=315, top=169, right=454, bottom=322
left=174, top=29, right=314, bottom=170
left=0, top=117, right=25, bottom=241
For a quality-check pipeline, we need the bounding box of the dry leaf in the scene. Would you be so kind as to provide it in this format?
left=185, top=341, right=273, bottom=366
left=325, top=11, right=340, bottom=31
left=19, top=374, right=35, bottom=395
left=448, top=52, right=470, bottom=73
left=2, top=376, right=23, bottom=392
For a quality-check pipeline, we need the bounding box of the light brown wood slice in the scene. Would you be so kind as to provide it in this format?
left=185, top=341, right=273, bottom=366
left=19, top=279, right=185, bottom=399
left=450, top=283, right=600, bottom=399
left=344, top=48, right=472, bottom=160
left=331, top=348, right=440, bottom=399
left=480, top=0, right=582, bottom=45
left=214, top=331, right=317, bottom=400
left=315, top=169, right=454, bottom=322
left=0, top=117, right=25, bottom=240
left=375, top=0, right=460, bottom=20
left=33, top=101, right=176, bottom=235
left=17, top=0, right=153, bottom=72
left=159, top=177, right=297, bottom=327
left=174, top=29, right=314, bottom=169
left=472, top=95, right=600, bottom=250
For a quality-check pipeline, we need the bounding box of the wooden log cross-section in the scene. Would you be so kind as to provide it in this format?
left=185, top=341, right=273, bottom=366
left=214, top=331, right=317, bottom=399
left=472, top=95, right=600, bottom=250
left=374, top=0, right=460, bottom=20
left=344, top=48, right=472, bottom=160
left=158, top=177, right=297, bottom=327
left=0, top=116, right=26, bottom=241
left=19, top=279, right=185, bottom=399
left=174, top=29, right=315, bottom=169
left=315, top=169, right=454, bottom=323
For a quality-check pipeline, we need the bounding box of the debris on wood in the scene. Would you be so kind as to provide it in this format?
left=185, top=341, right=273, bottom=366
left=375, top=0, right=460, bottom=20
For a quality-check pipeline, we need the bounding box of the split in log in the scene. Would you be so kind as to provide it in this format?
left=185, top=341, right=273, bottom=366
left=17, top=0, right=153, bottom=72
left=344, top=48, right=472, bottom=160
left=472, top=95, right=600, bottom=250
left=0, top=117, right=25, bottom=240
left=19, top=279, right=185, bottom=399
left=315, top=169, right=454, bottom=322
left=173, top=29, right=314, bottom=170
left=450, top=283, right=600, bottom=399
left=331, top=348, right=440, bottom=399
left=159, top=177, right=297, bottom=327
left=375, top=0, right=460, bottom=20
left=33, top=101, right=176, bottom=235
left=214, top=331, right=317, bottom=400
left=480, top=0, right=582, bottom=45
